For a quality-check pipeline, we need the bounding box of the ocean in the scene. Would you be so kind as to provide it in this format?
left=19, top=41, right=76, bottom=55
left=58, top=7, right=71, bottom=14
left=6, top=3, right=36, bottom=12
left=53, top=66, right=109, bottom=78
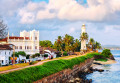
left=86, top=50, right=120, bottom=83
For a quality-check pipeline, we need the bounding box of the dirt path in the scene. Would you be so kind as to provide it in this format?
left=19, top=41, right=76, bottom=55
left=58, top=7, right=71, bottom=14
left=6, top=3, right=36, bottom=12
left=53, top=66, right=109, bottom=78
left=0, top=53, right=87, bottom=74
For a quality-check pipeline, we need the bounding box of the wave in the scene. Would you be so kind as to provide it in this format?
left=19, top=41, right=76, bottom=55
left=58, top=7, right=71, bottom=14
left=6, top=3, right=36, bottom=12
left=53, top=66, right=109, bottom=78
left=113, top=54, right=120, bottom=55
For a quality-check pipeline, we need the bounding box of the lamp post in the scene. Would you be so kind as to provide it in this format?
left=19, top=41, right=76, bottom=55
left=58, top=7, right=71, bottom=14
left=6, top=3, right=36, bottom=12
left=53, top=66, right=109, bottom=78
left=13, top=45, right=15, bottom=65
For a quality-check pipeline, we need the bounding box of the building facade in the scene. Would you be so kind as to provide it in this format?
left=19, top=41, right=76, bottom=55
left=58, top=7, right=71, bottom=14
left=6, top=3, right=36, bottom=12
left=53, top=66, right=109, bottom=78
left=0, top=30, right=39, bottom=55
left=0, top=44, right=13, bottom=65
left=81, top=24, right=87, bottom=51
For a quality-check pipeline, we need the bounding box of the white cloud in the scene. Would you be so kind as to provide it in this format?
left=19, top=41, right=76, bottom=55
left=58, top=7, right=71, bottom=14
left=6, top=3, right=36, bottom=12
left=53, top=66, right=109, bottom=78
left=16, top=0, right=120, bottom=24
left=0, top=0, right=28, bottom=16
left=19, top=10, right=35, bottom=24
left=36, top=9, right=55, bottom=20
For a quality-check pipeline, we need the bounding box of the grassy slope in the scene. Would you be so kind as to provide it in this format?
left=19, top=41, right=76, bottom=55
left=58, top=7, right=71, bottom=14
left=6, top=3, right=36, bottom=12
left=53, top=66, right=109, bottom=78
left=0, top=53, right=100, bottom=83
left=0, top=63, right=29, bottom=72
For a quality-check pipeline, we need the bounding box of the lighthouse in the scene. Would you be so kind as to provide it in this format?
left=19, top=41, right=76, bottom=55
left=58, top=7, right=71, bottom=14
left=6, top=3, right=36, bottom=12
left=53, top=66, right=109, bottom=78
left=81, top=24, right=87, bottom=52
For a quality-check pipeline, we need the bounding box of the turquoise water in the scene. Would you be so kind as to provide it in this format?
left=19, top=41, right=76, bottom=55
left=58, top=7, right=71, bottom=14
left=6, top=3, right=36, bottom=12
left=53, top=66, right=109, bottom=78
left=87, top=50, right=120, bottom=83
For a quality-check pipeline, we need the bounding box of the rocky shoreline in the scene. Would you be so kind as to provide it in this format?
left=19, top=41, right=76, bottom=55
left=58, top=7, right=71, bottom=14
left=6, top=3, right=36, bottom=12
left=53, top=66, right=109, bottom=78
left=68, top=59, right=116, bottom=83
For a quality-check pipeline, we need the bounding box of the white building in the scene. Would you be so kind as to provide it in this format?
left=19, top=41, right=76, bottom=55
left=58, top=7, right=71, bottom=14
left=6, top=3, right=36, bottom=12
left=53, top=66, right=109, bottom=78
left=0, top=30, right=39, bottom=55
left=0, top=44, right=13, bottom=65
left=44, top=50, right=57, bottom=58
left=81, top=24, right=87, bottom=51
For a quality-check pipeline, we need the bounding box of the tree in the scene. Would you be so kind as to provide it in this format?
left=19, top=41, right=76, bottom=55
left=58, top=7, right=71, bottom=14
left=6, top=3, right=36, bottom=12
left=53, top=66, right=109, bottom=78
left=80, top=32, right=88, bottom=41
left=26, top=55, right=30, bottom=59
left=18, top=51, right=26, bottom=56
left=95, top=41, right=101, bottom=50
left=89, top=38, right=95, bottom=51
left=63, top=34, right=74, bottom=52
left=101, top=49, right=112, bottom=58
left=39, top=40, right=53, bottom=47
left=72, top=39, right=81, bottom=52
left=0, top=19, right=7, bottom=39
left=12, top=52, right=19, bottom=57
left=35, top=53, right=40, bottom=57
left=53, top=36, right=63, bottom=51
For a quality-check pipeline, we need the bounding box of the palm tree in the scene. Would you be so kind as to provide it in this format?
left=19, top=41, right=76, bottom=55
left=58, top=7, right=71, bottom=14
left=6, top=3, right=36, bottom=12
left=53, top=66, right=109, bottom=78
left=80, top=32, right=88, bottom=41
left=95, top=41, right=101, bottom=50
left=89, top=38, right=95, bottom=51
left=57, top=36, right=63, bottom=51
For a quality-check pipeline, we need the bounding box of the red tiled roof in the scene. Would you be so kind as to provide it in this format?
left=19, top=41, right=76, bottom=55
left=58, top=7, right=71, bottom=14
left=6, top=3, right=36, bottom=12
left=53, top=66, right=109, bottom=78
left=0, top=44, right=13, bottom=50
left=0, top=36, right=30, bottom=41
left=39, top=47, right=57, bottom=54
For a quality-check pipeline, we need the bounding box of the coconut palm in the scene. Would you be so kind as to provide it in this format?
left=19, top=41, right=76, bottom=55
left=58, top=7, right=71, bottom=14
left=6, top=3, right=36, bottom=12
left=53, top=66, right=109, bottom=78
left=89, top=38, right=95, bottom=51
left=80, top=32, right=88, bottom=41
left=95, top=41, right=101, bottom=50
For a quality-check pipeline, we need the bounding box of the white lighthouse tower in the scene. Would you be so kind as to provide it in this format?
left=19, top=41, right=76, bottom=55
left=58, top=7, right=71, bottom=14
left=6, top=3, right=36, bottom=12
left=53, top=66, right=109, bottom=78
left=81, top=24, right=87, bottom=52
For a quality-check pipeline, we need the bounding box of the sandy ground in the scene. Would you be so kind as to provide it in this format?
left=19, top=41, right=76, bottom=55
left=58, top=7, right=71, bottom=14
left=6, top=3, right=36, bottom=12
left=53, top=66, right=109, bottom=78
left=94, top=59, right=116, bottom=64
left=91, top=59, right=116, bottom=67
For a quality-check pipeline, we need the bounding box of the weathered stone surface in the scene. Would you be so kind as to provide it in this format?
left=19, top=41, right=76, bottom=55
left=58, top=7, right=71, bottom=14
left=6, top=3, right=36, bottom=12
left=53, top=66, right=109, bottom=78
left=34, top=58, right=94, bottom=83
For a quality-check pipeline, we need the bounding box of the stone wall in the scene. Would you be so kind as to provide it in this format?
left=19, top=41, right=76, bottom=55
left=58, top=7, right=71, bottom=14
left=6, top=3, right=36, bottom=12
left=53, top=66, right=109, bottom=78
left=34, top=58, right=94, bottom=83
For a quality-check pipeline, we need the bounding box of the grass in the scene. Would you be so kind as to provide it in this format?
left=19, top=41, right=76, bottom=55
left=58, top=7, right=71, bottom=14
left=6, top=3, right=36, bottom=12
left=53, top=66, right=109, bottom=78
left=0, top=63, right=29, bottom=72
left=95, top=58, right=108, bottom=62
left=29, top=61, right=38, bottom=65
left=0, top=53, right=100, bottom=83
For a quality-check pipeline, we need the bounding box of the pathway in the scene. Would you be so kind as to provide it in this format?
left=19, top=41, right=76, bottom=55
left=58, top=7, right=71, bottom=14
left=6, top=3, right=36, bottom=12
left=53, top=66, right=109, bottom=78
left=0, top=53, right=87, bottom=74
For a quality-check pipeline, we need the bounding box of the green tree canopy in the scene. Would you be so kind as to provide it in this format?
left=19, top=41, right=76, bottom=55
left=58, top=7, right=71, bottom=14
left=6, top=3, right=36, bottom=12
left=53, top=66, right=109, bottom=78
left=80, top=32, right=88, bottom=41
left=39, top=40, right=53, bottom=47
left=18, top=51, right=26, bottom=56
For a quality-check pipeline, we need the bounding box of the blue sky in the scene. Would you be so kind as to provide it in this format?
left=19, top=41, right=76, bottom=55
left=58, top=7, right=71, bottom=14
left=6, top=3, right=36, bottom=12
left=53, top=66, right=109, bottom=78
left=0, top=0, right=120, bottom=45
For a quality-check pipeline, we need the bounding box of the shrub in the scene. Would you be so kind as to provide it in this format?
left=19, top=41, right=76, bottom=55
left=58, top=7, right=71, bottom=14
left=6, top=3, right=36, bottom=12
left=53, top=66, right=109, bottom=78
left=56, top=51, right=62, bottom=57
left=101, top=49, right=112, bottom=58
left=12, top=52, right=19, bottom=57
left=18, top=51, right=26, bottom=56
left=31, top=54, right=36, bottom=58
left=44, top=54, right=48, bottom=57
left=63, top=51, right=68, bottom=56
left=35, top=53, right=40, bottom=57
left=29, top=61, right=38, bottom=65
left=26, top=55, right=30, bottom=59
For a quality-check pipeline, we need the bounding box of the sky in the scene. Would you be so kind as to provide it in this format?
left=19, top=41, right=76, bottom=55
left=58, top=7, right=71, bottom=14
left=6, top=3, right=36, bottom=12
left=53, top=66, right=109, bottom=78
left=0, top=0, right=120, bottom=45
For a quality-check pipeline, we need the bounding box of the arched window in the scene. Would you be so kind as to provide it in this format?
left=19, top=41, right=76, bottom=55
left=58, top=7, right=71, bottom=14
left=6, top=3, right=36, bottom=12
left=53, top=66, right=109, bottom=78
left=35, top=46, right=37, bottom=49
left=35, top=37, right=37, bottom=40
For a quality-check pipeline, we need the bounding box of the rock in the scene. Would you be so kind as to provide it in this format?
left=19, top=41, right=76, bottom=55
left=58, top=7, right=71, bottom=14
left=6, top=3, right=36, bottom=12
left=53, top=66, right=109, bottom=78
left=93, top=62, right=102, bottom=65
left=109, top=55, right=115, bottom=60
left=69, top=80, right=74, bottom=83
left=98, top=69, right=104, bottom=72
left=75, top=78, right=80, bottom=81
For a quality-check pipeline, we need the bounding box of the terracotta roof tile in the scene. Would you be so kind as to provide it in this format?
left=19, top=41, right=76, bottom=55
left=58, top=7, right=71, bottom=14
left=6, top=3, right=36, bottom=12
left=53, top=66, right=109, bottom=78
left=0, top=44, right=13, bottom=50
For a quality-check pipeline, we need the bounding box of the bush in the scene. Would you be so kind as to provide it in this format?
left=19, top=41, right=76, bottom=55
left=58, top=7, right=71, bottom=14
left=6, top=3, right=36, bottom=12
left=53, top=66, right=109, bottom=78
left=29, top=61, right=38, bottom=65
left=56, top=51, right=62, bottom=57
left=35, top=53, right=40, bottom=57
left=26, top=55, right=30, bottom=59
left=101, top=49, right=112, bottom=58
left=18, top=51, right=26, bottom=56
left=12, top=52, right=19, bottom=57
left=44, top=54, right=48, bottom=57
left=0, top=53, right=98, bottom=83
left=63, top=51, right=68, bottom=56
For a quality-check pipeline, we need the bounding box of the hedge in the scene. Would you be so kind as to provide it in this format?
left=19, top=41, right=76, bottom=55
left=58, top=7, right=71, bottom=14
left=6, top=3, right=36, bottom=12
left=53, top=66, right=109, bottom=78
left=0, top=53, right=100, bottom=83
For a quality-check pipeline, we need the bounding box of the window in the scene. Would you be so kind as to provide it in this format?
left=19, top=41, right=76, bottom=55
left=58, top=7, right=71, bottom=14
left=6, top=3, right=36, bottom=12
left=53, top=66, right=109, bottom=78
left=15, top=46, right=18, bottom=49
left=2, top=60, right=3, bottom=64
left=20, top=46, right=22, bottom=49
left=27, top=46, right=29, bottom=49
left=35, top=46, right=37, bottom=49
left=30, top=46, right=32, bottom=49
left=35, top=37, right=37, bottom=40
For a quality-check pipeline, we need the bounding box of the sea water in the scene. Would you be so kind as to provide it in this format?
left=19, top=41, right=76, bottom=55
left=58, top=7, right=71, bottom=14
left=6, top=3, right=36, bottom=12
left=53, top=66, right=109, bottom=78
left=86, top=50, right=120, bottom=83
